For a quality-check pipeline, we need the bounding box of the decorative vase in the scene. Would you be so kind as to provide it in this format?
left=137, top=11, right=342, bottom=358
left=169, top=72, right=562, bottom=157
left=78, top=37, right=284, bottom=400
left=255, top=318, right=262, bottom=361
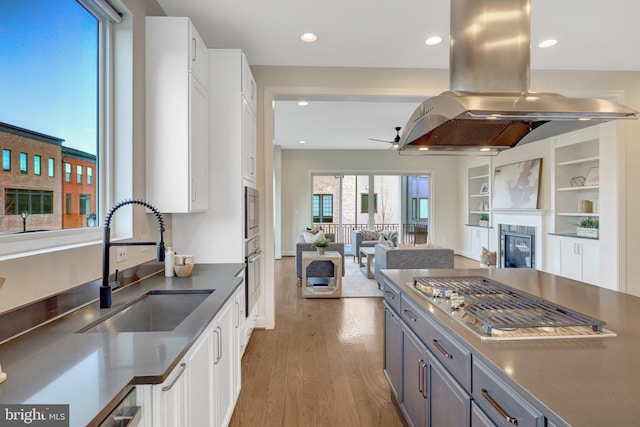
left=316, top=247, right=326, bottom=255
left=576, top=227, right=598, bottom=238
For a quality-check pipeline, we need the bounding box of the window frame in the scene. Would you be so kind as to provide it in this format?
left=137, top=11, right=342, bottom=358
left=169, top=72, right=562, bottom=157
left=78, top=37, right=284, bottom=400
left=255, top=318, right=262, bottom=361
left=3, top=149, right=10, bottom=171
left=312, top=193, right=334, bottom=223
left=34, top=155, right=41, bottom=176
left=48, top=157, right=55, bottom=177
left=0, top=0, right=130, bottom=259
left=19, top=152, right=28, bottom=174
left=76, top=165, right=83, bottom=184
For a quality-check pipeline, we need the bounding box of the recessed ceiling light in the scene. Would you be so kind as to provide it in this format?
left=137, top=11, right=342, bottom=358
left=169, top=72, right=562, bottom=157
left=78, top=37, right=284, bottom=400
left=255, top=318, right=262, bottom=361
left=479, top=147, right=491, bottom=152
left=300, top=33, right=318, bottom=43
left=418, top=147, right=429, bottom=151
left=297, top=101, right=309, bottom=106
left=425, top=36, right=443, bottom=46
left=298, top=140, right=307, bottom=144
left=538, top=39, right=558, bottom=49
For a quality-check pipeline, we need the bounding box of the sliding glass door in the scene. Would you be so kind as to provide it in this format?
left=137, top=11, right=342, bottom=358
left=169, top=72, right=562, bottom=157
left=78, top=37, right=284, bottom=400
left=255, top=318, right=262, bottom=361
left=312, top=173, right=429, bottom=245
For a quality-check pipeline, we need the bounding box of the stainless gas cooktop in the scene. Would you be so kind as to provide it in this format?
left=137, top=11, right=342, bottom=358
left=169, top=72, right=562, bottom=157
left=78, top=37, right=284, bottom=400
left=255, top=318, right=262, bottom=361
left=413, top=276, right=616, bottom=341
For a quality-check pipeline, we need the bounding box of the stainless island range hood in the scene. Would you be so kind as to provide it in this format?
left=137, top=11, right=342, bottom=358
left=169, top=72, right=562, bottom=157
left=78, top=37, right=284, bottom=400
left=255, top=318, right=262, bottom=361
left=398, top=0, right=638, bottom=154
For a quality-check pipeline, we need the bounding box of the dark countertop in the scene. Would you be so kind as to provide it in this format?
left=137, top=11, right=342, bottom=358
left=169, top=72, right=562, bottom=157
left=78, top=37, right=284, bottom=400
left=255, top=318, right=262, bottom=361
left=0, top=263, right=244, bottom=426
left=381, top=268, right=640, bottom=427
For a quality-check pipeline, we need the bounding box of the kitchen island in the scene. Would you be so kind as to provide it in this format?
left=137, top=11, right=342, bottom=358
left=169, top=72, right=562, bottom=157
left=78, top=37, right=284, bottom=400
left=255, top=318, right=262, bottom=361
left=381, top=268, right=640, bottom=426
left=0, top=263, right=244, bottom=426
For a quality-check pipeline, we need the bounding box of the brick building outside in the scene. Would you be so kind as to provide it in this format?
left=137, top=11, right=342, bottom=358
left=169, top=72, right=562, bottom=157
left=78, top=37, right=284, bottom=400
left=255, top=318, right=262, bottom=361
left=0, top=123, right=97, bottom=235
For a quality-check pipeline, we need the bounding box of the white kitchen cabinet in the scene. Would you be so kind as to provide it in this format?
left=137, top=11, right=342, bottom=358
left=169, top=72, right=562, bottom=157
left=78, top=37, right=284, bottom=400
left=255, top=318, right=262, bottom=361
left=139, top=292, right=241, bottom=427
left=146, top=16, right=208, bottom=213
left=233, top=284, right=245, bottom=401
left=213, top=294, right=236, bottom=427
left=555, top=236, right=600, bottom=285
left=174, top=49, right=255, bottom=264
left=185, top=324, right=215, bottom=426
left=242, top=97, right=257, bottom=184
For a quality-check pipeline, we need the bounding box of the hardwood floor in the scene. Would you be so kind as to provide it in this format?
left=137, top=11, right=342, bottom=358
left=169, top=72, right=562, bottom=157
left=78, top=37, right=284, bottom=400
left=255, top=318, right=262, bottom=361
left=229, top=255, right=478, bottom=426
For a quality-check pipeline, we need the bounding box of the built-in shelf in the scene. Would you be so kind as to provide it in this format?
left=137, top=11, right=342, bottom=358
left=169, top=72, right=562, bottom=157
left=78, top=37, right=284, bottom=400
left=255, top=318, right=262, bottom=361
left=557, top=185, right=599, bottom=192
left=557, top=212, right=600, bottom=217
left=556, top=156, right=599, bottom=167
left=470, top=174, right=489, bottom=180
left=470, top=194, right=490, bottom=198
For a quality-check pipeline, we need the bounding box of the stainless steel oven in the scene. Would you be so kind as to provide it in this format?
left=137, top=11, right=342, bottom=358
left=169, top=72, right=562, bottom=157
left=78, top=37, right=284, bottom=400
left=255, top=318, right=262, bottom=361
left=244, top=235, right=261, bottom=317
left=245, top=186, right=259, bottom=239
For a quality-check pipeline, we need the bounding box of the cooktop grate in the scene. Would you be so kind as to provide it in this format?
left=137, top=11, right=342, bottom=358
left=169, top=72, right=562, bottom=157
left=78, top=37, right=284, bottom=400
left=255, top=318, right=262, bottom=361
left=413, top=276, right=607, bottom=336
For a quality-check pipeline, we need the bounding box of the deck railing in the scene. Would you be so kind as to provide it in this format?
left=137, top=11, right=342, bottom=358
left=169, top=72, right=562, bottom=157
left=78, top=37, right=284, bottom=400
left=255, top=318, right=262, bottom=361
left=313, top=223, right=428, bottom=245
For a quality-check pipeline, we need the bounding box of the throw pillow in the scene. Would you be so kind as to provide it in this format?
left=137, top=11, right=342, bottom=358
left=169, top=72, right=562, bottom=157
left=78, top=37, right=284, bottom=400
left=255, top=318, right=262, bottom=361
left=480, top=247, right=497, bottom=266
left=378, top=234, right=395, bottom=248
left=362, top=230, right=380, bottom=241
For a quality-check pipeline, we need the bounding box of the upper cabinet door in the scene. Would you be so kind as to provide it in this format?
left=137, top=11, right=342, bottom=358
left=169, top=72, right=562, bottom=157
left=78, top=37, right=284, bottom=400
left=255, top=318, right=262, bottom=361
left=241, top=53, right=256, bottom=113
left=189, top=24, right=208, bottom=87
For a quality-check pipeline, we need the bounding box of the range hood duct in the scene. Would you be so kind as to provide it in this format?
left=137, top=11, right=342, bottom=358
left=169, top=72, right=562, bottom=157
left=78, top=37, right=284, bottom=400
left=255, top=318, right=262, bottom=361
left=398, top=0, right=637, bottom=154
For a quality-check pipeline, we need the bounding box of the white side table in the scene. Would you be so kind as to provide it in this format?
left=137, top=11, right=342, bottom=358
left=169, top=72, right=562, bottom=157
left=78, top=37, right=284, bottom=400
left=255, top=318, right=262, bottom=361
left=301, top=251, right=342, bottom=298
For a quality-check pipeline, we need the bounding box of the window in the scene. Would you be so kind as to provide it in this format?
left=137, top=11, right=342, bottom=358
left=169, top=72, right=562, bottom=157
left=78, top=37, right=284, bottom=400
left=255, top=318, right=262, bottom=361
left=34, top=155, right=41, bottom=176
left=65, top=194, right=71, bottom=215
left=76, top=165, right=83, bottom=184
left=419, top=198, right=429, bottom=220
left=65, top=163, right=71, bottom=182
left=0, top=0, right=126, bottom=247
left=48, top=158, right=55, bottom=177
left=361, top=193, right=378, bottom=213
left=87, top=167, right=92, bottom=184
left=312, top=194, right=333, bottom=223
left=2, top=149, right=10, bottom=171
left=19, top=153, right=27, bottom=174
left=5, top=189, right=53, bottom=215
left=79, top=194, right=90, bottom=215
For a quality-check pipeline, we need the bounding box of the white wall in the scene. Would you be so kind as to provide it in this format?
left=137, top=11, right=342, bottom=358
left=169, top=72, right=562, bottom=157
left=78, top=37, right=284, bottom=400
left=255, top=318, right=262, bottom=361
left=279, top=150, right=460, bottom=255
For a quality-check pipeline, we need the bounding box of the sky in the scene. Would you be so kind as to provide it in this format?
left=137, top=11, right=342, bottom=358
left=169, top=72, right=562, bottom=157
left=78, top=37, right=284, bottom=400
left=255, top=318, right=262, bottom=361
left=0, top=0, right=98, bottom=154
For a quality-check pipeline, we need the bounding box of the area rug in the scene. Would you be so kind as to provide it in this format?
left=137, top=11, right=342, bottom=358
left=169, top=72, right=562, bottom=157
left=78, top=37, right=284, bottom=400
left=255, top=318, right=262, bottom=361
left=341, top=259, right=383, bottom=298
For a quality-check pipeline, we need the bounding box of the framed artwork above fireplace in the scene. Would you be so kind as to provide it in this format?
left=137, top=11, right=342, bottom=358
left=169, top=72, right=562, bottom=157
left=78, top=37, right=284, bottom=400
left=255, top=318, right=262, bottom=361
left=492, top=158, right=542, bottom=209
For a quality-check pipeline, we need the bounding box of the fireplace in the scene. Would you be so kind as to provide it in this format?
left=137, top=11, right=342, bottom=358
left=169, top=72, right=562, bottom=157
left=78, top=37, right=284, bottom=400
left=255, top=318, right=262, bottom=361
left=500, top=225, right=535, bottom=269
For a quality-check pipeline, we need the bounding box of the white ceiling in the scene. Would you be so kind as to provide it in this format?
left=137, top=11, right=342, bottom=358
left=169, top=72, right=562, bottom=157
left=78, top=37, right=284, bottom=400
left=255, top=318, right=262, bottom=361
left=156, top=0, right=640, bottom=149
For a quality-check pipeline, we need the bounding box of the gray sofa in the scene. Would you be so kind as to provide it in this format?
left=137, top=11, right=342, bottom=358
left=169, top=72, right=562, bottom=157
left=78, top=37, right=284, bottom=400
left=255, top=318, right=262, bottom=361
left=350, top=229, right=397, bottom=262
left=296, top=233, right=345, bottom=283
left=374, top=243, right=454, bottom=286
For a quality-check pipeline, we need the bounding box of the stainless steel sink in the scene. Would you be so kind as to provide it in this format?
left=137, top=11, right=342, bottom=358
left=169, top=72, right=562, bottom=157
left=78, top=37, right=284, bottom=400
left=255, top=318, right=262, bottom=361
left=79, top=289, right=214, bottom=333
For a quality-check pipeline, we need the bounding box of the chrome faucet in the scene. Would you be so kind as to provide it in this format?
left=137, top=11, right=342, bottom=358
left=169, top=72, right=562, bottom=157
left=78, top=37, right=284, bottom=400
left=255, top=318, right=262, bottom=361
left=101, top=199, right=166, bottom=308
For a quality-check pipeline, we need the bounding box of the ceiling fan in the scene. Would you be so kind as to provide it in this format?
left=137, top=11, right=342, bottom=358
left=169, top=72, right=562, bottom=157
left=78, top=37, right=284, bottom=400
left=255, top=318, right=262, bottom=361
left=369, top=126, right=402, bottom=149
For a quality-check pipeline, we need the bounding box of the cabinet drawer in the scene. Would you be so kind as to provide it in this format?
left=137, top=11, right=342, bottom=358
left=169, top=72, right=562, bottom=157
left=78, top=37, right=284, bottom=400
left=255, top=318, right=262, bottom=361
left=382, top=279, right=401, bottom=313
left=473, top=358, right=544, bottom=427
left=400, top=294, right=471, bottom=392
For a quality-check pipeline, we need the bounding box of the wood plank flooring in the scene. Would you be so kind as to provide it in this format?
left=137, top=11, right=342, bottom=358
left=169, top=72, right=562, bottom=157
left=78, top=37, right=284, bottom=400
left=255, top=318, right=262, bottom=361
left=229, top=255, right=479, bottom=426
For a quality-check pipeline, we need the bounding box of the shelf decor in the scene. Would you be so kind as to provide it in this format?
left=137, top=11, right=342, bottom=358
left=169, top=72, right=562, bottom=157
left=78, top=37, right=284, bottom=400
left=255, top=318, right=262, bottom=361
left=584, top=167, right=599, bottom=186
left=492, top=158, right=542, bottom=209
left=577, top=217, right=599, bottom=238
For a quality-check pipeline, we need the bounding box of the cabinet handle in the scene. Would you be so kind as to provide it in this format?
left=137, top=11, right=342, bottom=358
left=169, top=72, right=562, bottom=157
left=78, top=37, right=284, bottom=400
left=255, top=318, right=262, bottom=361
left=481, top=388, right=518, bottom=425
left=235, top=301, right=240, bottom=328
left=384, top=290, right=395, bottom=300
left=403, top=309, right=418, bottom=322
left=432, top=339, right=453, bottom=359
left=418, top=360, right=428, bottom=399
left=217, top=326, right=223, bottom=362
left=161, top=363, right=186, bottom=391
left=214, top=328, right=220, bottom=365
left=192, top=38, right=196, bottom=62
left=191, top=178, right=196, bottom=202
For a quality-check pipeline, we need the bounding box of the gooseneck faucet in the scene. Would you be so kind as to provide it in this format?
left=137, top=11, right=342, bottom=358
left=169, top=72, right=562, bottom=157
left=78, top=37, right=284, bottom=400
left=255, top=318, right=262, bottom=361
left=101, top=199, right=166, bottom=308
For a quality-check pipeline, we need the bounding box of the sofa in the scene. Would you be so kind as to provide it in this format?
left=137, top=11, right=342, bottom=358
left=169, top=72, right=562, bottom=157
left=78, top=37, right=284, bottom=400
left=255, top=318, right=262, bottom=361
left=350, top=229, right=397, bottom=262
left=296, top=233, right=345, bottom=284
left=374, top=243, right=454, bottom=286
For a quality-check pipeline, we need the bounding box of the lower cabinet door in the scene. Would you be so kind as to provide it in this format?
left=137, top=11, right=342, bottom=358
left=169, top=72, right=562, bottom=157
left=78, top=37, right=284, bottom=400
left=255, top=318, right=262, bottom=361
left=384, top=304, right=402, bottom=399
left=471, top=401, right=497, bottom=427
left=402, top=325, right=428, bottom=427
left=430, top=356, right=471, bottom=426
